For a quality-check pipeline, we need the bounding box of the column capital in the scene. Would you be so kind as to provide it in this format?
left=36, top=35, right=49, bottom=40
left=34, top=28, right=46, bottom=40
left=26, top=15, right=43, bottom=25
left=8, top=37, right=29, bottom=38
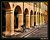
left=6, top=9, right=13, bottom=14
left=2, top=8, right=12, bottom=11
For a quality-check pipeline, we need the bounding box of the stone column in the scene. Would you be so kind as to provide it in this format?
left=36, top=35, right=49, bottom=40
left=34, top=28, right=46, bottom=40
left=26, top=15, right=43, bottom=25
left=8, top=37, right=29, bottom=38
left=40, top=2, right=43, bottom=25
left=4, top=10, right=14, bottom=36
left=43, top=14, right=45, bottom=24
left=18, top=14, right=23, bottom=30
left=11, top=11, right=14, bottom=35
left=37, top=7, right=39, bottom=26
left=40, top=13, right=42, bottom=25
left=45, top=15, right=48, bottom=24
left=42, top=14, right=43, bottom=25
left=29, top=14, right=30, bottom=28
left=26, top=14, right=30, bottom=28
left=6, top=11, right=11, bottom=35
left=37, top=12, right=39, bottom=25
left=41, top=14, right=43, bottom=25
left=36, top=12, right=38, bottom=26
left=36, top=2, right=41, bottom=26
left=30, top=14, right=34, bottom=27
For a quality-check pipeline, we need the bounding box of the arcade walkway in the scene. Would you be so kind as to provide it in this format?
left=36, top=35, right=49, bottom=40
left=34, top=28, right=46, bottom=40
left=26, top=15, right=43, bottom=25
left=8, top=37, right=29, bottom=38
left=2, top=24, right=48, bottom=38
left=1, top=2, right=48, bottom=38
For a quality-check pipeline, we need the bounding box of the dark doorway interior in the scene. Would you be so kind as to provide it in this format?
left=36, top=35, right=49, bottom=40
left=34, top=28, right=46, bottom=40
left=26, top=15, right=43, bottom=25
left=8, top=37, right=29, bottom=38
left=2, top=3, right=6, bottom=32
left=14, top=11, right=18, bottom=29
left=30, top=10, right=33, bottom=27
left=23, top=8, right=29, bottom=29
left=23, top=12, right=26, bottom=29
left=34, top=11, right=36, bottom=26
left=14, top=5, right=22, bottom=29
left=2, top=10, right=6, bottom=32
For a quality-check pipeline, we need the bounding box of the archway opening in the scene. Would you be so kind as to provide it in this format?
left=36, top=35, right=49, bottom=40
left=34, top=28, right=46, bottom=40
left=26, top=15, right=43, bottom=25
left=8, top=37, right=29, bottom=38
left=24, top=8, right=29, bottom=28
left=14, top=5, right=22, bottom=29
left=30, top=10, right=33, bottom=27
left=30, top=10, right=33, bottom=15
left=2, top=9, right=6, bottom=32
left=34, top=11, right=36, bottom=26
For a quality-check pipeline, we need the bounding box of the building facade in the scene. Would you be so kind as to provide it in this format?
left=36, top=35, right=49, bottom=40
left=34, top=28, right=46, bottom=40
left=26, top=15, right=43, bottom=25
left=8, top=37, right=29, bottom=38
left=2, top=2, right=48, bottom=36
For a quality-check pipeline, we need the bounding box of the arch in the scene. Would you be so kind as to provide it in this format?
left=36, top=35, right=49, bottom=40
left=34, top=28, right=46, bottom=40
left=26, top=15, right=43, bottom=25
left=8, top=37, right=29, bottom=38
left=24, top=8, right=29, bottom=14
left=30, top=10, right=33, bottom=27
left=14, top=5, right=22, bottom=29
left=34, top=11, right=36, bottom=15
left=14, top=5, right=22, bottom=14
left=23, top=8, right=29, bottom=28
left=30, top=10, right=33, bottom=15
left=2, top=2, right=11, bottom=9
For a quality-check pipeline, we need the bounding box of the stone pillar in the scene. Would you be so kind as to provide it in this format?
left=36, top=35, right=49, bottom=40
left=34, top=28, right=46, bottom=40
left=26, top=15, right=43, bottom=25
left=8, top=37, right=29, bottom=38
left=36, top=7, right=39, bottom=25
left=44, top=15, right=46, bottom=24
left=40, top=13, right=42, bottom=25
left=6, top=11, right=11, bottom=35
left=37, top=3, right=39, bottom=26
left=38, top=13, right=39, bottom=25
left=36, top=12, right=38, bottom=26
left=4, top=10, right=14, bottom=36
left=45, top=15, right=48, bottom=24
left=29, top=13, right=30, bottom=28
left=11, top=11, right=14, bottom=35
left=43, top=14, right=45, bottom=24
left=18, top=14, right=23, bottom=30
left=30, top=14, right=34, bottom=27
left=40, top=2, right=43, bottom=25
left=41, top=14, right=43, bottom=25
left=26, top=15, right=30, bottom=28
left=42, top=14, right=43, bottom=25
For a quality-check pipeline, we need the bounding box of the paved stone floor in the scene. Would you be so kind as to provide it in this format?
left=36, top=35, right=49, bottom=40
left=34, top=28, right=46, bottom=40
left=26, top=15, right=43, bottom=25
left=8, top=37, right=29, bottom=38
left=2, top=24, right=48, bottom=38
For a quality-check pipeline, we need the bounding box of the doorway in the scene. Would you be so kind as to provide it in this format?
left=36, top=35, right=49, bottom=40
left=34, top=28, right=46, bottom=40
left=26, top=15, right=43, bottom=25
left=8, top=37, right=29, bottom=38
left=14, top=11, right=18, bottom=28
left=14, top=5, right=22, bottom=29
left=34, top=11, right=36, bottom=26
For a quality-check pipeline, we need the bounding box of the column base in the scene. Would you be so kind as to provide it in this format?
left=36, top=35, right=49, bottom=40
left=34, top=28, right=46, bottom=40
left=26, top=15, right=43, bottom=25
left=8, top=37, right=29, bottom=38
left=30, top=26, right=34, bottom=28
left=2, top=31, right=20, bottom=38
left=2, top=31, right=14, bottom=37
left=26, top=27, right=30, bottom=29
left=36, top=23, right=39, bottom=25
left=14, top=28, right=22, bottom=32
